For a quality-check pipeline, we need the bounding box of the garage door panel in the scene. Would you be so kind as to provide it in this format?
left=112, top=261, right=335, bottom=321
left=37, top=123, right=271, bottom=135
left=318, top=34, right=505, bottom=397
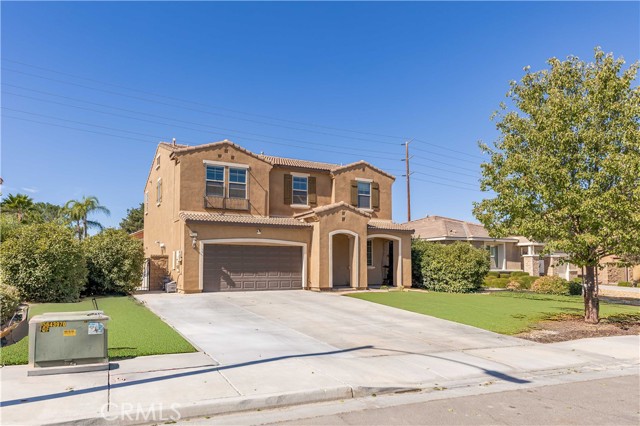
left=203, top=244, right=303, bottom=292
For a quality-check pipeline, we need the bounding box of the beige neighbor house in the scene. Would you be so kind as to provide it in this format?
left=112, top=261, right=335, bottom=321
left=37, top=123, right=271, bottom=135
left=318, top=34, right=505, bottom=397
left=408, top=215, right=584, bottom=279
left=142, top=140, right=413, bottom=293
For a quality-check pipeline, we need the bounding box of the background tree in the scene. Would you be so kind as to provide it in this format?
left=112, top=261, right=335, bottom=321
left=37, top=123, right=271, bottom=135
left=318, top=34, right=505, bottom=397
left=83, top=229, right=145, bottom=295
left=65, top=196, right=110, bottom=239
left=27, top=202, right=69, bottom=225
left=474, top=48, right=640, bottom=323
left=1, top=193, right=34, bottom=222
left=119, top=203, right=144, bottom=233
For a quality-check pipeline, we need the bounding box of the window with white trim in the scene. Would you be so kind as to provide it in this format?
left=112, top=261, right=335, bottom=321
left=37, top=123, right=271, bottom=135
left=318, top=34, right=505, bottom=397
left=367, top=240, right=373, bottom=266
left=292, top=176, right=308, bottom=205
left=228, top=168, right=247, bottom=199
left=156, top=179, right=162, bottom=205
left=155, top=155, right=160, bottom=169
left=144, top=191, right=149, bottom=214
left=205, top=165, right=225, bottom=197
left=357, top=181, right=371, bottom=209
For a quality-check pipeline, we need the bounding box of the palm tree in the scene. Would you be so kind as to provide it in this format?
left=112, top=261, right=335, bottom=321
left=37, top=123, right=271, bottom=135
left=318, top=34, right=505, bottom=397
left=1, top=193, right=35, bottom=222
left=64, top=196, right=110, bottom=239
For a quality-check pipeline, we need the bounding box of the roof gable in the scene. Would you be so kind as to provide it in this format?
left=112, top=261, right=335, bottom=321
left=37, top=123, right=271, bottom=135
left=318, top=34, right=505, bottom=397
left=331, top=160, right=395, bottom=180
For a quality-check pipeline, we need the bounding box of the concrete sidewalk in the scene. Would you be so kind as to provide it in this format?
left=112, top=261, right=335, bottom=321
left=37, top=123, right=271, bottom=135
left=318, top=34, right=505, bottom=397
left=1, top=334, right=638, bottom=425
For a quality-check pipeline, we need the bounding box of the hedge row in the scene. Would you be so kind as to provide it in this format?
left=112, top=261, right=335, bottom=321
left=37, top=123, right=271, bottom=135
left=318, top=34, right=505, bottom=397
left=0, top=223, right=144, bottom=303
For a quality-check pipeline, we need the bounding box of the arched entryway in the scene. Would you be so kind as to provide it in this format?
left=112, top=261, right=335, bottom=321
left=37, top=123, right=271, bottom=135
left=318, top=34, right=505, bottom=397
left=329, top=230, right=359, bottom=289
left=367, top=235, right=402, bottom=287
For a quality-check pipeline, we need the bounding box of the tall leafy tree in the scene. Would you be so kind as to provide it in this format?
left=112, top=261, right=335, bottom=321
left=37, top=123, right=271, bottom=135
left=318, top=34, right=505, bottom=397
left=474, top=48, right=640, bottom=323
left=1, top=193, right=35, bottom=222
left=65, top=196, right=111, bottom=240
left=27, top=202, right=69, bottom=225
left=119, top=203, right=144, bottom=233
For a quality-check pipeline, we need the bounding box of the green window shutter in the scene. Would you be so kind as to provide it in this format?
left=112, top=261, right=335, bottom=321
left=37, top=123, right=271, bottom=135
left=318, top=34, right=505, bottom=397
left=372, top=182, right=380, bottom=209
left=308, top=176, right=317, bottom=206
left=350, top=180, right=358, bottom=206
left=284, top=174, right=292, bottom=205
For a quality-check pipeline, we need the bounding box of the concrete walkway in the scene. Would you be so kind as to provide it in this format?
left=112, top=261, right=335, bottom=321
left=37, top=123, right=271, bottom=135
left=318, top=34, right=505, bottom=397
left=1, top=291, right=638, bottom=425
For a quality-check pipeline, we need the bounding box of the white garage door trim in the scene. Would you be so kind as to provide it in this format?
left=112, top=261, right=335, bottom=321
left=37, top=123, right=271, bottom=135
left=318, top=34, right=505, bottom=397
left=198, top=238, right=307, bottom=291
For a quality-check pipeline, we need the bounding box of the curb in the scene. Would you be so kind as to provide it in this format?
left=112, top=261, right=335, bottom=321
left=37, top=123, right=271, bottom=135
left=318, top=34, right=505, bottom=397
left=47, top=385, right=416, bottom=426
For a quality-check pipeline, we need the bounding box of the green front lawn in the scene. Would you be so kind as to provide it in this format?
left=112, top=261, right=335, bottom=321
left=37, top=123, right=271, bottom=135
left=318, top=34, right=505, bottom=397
left=348, top=291, right=640, bottom=334
left=0, top=296, right=195, bottom=365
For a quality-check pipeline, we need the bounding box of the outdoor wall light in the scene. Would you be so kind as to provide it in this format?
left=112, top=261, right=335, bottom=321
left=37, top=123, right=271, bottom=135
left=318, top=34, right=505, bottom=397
left=256, top=228, right=262, bottom=235
left=189, top=231, right=198, bottom=248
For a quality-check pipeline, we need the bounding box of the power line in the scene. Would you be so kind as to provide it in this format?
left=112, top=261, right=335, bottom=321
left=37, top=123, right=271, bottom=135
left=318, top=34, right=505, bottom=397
left=412, top=177, right=483, bottom=192
left=3, top=58, right=408, bottom=140
left=3, top=114, right=483, bottom=193
left=3, top=87, right=484, bottom=174
left=2, top=89, right=400, bottom=157
left=2, top=61, right=486, bottom=159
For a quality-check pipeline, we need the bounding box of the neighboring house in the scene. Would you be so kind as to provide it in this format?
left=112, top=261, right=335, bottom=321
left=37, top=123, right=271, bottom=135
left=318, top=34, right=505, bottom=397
left=407, top=215, right=581, bottom=279
left=597, top=255, right=640, bottom=285
left=143, top=140, right=412, bottom=293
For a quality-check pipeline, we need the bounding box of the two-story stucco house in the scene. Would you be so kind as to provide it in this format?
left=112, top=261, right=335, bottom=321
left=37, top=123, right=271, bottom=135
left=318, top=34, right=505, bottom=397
left=143, top=140, right=413, bottom=293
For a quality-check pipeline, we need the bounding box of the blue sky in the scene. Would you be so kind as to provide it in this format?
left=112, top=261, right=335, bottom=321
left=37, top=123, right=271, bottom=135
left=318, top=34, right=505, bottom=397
left=2, top=1, right=638, bottom=227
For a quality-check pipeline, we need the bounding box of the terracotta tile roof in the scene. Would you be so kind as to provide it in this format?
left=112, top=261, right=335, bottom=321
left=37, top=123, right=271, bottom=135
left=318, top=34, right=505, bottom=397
left=331, top=160, right=395, bottom=180
left=179, top=211, right=312, bottom=227
left=368, top=220, right=414, bottom=232
left=259, top=155, right=338, bottom=172
left=407, top=215, right=518, bottom=241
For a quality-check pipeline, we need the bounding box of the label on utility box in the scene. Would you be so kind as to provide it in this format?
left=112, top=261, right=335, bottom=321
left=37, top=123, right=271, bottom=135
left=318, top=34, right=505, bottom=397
left=40, top=321, right=67, bottom=333
left=63, top=329, right=77, bottom=337
left=88, top=322, right=105, bottom=335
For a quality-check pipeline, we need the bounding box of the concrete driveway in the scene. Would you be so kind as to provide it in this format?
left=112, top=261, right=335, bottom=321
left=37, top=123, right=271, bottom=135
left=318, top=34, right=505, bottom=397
left=136, top=291, right=556, bottom=389
left=137, top=290, right=528, bottom=364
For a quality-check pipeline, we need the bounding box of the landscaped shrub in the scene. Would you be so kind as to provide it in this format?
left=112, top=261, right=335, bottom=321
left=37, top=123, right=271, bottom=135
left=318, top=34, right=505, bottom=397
left=0, top=283, right=22, bottom=325
left=568, top=278, right=583, bottom=295
left=411, top=239, right=430, bottom=286
left=487, top=277, right=509, bottom=288
left=487, top=271, right=500, bottom=278
left=419, top=242, right=490, bottom=293
left=0, top=223, right=86, bottom=302
left=499, top=273, right=512, bottom=278
left=531, top=276, right=569, bottom=295
left=617, top=281, right=632, bottom=287
left=510, top=271, right=529, bottom=277
left=516, top=275, right=538, bottom=289
left=83, top=229, right=145, bottom=295
left=506, top=280, right=522, bottom=291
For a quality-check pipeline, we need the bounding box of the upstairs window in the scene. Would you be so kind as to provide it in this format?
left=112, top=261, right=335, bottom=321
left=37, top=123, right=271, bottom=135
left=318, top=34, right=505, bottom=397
left=144, top=191, right=149, bottom=214
left=292, top=176, right=308, bottom=205
left=357, top=181, right=371, bottom=209
left=206, top=165, right=225, bottom=197
left=228, top=168, right=247, bottom=199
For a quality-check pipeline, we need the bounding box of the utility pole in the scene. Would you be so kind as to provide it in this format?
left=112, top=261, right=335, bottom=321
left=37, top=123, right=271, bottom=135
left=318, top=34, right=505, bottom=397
left=403, top=139, right=413, bottom=222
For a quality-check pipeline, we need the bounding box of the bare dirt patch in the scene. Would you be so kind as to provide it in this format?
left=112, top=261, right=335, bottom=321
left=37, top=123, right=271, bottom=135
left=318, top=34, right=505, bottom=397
left=516, top=313, right=640, bottom=343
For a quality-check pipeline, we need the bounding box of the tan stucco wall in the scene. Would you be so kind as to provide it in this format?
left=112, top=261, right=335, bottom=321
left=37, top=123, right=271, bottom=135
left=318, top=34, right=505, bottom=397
left=269, top=168, right=333, bottom=217
left=144, top=146, right=184, bottom=285
left=177, top=144, right=273, bottom=216
left=332, top=165, right=394, bottom=220
left=181, top=222, right=313, bottom=293
left=312, top=207, right=370, bottom=289
left=368, top=232, right=412, bottom=288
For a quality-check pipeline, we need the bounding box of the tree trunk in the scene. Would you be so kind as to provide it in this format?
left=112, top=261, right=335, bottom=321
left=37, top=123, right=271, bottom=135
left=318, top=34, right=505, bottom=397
left=583, top=265, right=599, bottom=324
left=83, top=215, right=88, bottom=240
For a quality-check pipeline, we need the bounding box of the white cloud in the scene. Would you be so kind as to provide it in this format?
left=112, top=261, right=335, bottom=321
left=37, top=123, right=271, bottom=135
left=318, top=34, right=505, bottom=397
left=21, top=187, right=39, bottom=194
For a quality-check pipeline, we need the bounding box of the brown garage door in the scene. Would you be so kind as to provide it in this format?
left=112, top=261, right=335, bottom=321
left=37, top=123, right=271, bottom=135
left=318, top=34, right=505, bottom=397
left=203, top=244, right=303, bottom=292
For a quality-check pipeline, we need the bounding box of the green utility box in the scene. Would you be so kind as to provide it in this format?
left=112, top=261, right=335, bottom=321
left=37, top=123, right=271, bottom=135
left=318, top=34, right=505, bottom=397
left=28, top=310, right=109, bottom=376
